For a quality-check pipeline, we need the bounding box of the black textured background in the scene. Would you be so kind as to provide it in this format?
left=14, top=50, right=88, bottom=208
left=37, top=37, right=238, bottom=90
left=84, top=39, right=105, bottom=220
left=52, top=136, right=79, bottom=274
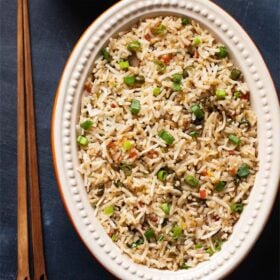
left=0, top=1, right=279, bottom=279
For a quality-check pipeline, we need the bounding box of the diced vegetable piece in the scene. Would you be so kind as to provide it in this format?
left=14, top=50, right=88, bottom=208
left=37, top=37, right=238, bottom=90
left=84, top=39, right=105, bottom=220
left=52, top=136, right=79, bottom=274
left=122, top=140, right=132, bottom=151
left=161, top=54, right=172, bottom=64
left=216, top=45, right=229, bottom=58
left=104, top=205, right=114, bottom=216
left=195, top=243, right=203, bottom=249
left=228, top=134, right=241, bottom=145
left=157, top=234, right=165, bottom=242
left=153, top=60, right=166, bottom=73
left=130, top=99, right=141, bottom=115
left=190, top=104, right=204, bottom=120
left=151, top=24, right=166, bottom=36
left=187, top=45, right=195, bottom=56
left=119, top=61, right=129, bottom=70
left=237, top=164, right=250, bottom=178
left=101, top=48, right=111, bottom=61
left=77, top=135, right=88, bottom=146
left=96, top=184, right=105, bottom=197
left=230, top=68, right=242, bottom=80
left=158, top=130, right=175, bottom=145
left=135, top=75, right=145, bottom=84
left=215, top=89, right=227, bottom=99
left=119, top=163, right=133, bottom=176
left=80, top=120, right=93, bottom=130
left=189, top=131, right=199, bottom=138
left=199, top=189, right=206, bottom=199
left=124, top=75, right=136, bottom=86
left=206, top=247, right=214, bottom=256
left=231, top=203, right=244, bottom=213
left=172, top=73, right=183, bottom=83
left=114, top=180, right=125, bottom=188
left=111, top=234, right=118, bottom=242
left=172, top=82, right=182, bottom=92
left=181, top=17, right=190, bottom=26
left=153, top=87, right=161, bottom=96
left=144, top=228, right=155, bottom=241
left=214, top=239, right=223, bottom=251
left=130, top=238, right=144, bottom=248
left=185, top=175, right=199, bottom=188
left=180, top=263, right=190, bottom=269
left=239, top=118, right=251, bottom=129
left=127, top=40, right=141, bottom=52
left=233, top=91, right=241, bottom=99
left=214, top=181, right=226, bottom=192
left=193, top=37, right=202, bottom=46
left=183, top=68, right=189, bottom=78
left=172, top=224, right=183, bottom=240
left=160, top=203, right=170, bottom=215
left=157, top=169, right=168, bottom=182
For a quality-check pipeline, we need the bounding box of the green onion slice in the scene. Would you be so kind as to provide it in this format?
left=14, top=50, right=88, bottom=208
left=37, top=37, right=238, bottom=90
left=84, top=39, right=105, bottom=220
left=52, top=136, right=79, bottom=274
left=158, top=130, right=175, bottom=145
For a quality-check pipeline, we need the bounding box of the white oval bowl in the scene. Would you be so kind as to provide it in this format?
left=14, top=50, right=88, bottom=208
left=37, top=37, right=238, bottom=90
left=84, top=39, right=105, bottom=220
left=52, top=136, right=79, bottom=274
left=52, top=0, right=280, bottom=279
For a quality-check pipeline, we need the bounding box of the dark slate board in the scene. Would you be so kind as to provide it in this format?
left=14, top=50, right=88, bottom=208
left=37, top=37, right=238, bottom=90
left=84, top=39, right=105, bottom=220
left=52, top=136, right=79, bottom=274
left=0, top=0, right=279, bottom=279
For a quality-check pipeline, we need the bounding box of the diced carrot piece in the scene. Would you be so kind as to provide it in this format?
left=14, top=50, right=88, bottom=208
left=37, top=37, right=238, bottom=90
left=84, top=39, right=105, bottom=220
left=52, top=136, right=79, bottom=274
left=199, top=189, right=207, bottom=199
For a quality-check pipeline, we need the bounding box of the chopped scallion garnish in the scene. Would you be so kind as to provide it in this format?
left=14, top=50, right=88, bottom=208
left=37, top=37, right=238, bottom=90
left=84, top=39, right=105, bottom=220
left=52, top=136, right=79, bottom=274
left=181, top=17, right=190, bottom=26
left=130, top=99, right=141, bottom=115
left=193, top=37, right=202, bottom=46
left=160, top=203, right=170, bottom=215
left=172, top=73, right=183, bottom=83
left=158, top=130, right=175, bottom=145
left=130, top=238, right=144, bottom=248
left=231, top=203, right=244, bottom=213
left=80, top=120, right=93, bottom=130
left=122, top=140, right=132, bottom=151
left=172, top=82, right=182, bottom=91
left=214, top=181, right=226, bottom=192
left=101, top=48, right=111, bottom=61
left=230, top=68, right=241, bottom=80
left=151, top=24, right=166, bottom=36
left=215, top=45, right=229, bottom=58
left=127, top=40, right=141, bottom=52
left=157, top=169, right=168, bottom=182
left=144, top=228, right=155, bottom=241
left=215, top=89, right=227, bottom=99
left=190, top=104, right=204, bottom=120
left=180, top=263, right=190, bottom=269
left=124, top=75, right=136, bottom=86
left=104, top=205, right=114, bottom=216
left=172, top=224, right=183, bottom=240
left=153, top=60, right=166, bottom=73
left=77, top=135, right=88, bottom=146
left=233, top=91, right=241, bottom=99
left=185, top=175, right=199, bottom=188
left=228, top=134, right=241, bottom=145
left=189, top=131, right=199, bottom=138
left=237, top=164, right=250, bottom=178
left=153, top=87, right=161, bottom=96
left=119, top=60, right=129, bottom=70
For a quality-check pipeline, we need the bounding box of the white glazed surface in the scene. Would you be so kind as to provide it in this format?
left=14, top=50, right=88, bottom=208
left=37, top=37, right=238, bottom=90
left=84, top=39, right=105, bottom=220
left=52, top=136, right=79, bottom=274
left=52, top=0, right=280, bottom=279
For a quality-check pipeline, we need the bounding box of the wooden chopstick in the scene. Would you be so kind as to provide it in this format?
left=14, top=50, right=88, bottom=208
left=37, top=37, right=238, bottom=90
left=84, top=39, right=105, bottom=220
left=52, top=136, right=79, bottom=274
left=17, top=0, right=31, bottom=279
left=17, top=0, right=47, bottom=279
left=22, top=0, right=47, bottom=279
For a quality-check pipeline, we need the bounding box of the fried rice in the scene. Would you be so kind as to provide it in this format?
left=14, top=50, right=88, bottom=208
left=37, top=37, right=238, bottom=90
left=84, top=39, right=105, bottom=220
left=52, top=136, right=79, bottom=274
left=77, top=16, right=258, bottom=270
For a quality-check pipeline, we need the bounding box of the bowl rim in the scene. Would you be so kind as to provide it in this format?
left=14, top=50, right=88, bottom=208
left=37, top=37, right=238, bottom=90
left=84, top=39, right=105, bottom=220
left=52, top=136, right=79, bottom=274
left=51, top=0, right=280, bottom=279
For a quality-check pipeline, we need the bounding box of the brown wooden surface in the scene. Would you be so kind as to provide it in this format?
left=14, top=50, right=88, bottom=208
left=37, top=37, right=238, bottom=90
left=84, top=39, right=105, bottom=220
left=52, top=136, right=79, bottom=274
left=17, top=0, right=30, bottom=279
left=17, top=0, right=47, bottom=279
left=22, top=0, right=47, bottom=279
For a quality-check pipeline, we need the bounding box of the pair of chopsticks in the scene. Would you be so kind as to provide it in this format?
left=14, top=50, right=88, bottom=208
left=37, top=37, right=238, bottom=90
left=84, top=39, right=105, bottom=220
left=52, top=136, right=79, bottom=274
left=17, top=0, right=47, bottom=279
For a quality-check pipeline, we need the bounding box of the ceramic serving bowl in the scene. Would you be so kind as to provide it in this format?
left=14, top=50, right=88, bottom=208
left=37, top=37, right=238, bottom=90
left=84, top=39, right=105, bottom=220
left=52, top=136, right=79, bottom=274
left=52, top=0, right=280, bottom=279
